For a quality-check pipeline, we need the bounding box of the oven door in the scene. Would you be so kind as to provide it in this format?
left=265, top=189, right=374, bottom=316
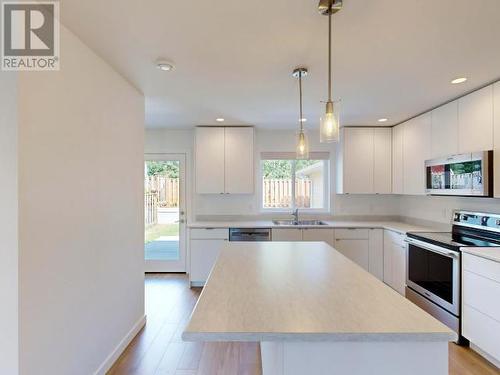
left=405, top=238, right=460, bottom=316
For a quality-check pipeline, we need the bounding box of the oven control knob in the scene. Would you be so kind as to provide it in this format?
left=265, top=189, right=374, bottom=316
left=462, top=215, right=468, bottom=221
left=454, top=213, right=461, bottom=221
left=482, top=217, right=489, bottom=226
left=496, top=219, right=500, bottom=226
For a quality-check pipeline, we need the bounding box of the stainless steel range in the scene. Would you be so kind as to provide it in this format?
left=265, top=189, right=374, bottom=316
left=405, top=210, right=500, bottom=344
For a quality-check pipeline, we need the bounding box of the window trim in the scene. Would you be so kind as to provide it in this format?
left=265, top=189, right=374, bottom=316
left=260, top=159, right=331, bottom=213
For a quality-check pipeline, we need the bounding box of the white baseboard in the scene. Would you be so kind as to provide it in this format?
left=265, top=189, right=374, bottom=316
left=94, top=314, right=147, bottom=375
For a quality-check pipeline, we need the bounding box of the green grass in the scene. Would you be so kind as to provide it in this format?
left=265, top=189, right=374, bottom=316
left=145, top=224, right=179, bottom=244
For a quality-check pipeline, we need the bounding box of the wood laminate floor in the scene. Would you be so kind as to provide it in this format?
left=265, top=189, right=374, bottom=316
left=108, top=274, right=499, bottom=375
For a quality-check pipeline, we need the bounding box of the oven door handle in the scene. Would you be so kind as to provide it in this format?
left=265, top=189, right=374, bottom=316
left=404, top=238, right=459, bottom=258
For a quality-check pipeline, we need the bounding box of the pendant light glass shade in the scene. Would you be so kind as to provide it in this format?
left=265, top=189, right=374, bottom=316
left=296, top=129, right=309, bottom=160
left=293, top=67, right=309, bottom=160
left=319, top=0, right=342, bottom=143
left=320, top=100, right=340, bottom=143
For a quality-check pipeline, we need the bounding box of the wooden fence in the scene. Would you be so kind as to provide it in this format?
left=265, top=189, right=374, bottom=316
left=263, top=179, right=312, bottom=208
left=145, top=176, right=179, bottom=208
left=145, top=192, right=159, bottom=226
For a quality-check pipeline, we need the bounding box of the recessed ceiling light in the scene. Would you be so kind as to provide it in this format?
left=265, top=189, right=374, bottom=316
left=378, top=118, right=388, bottom=123
left=451, top=77, right=467, bottom=84
left=300, top=118, right=307, bottom=122
left=156, top=59, right=175, bottom=71
left=216, top=118, right=225, bottom=122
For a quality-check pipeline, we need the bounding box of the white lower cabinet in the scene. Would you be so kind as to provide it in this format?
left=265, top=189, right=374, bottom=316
left=302, top=228, right=335, bottom=247
left=334, top=229, right=370, bottom=270
left=192, top=226, right=385, bottom=285
left=462, top=253, right=500, bottom=364
left=189, top=228, right=229, bottom=286
left=383, top=230, right=406, bottom=295
left=333, top=228, right=384, bottom=279
left=271, top=228, right=303, bottom=241
left=334, top=238, right=369, bottom=270
left=272, top=228, right=335, bottom=246
left=368, top=229, right=384, bottom=281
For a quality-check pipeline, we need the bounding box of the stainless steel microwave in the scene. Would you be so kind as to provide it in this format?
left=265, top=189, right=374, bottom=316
left=425, top=151, right=493, bottom=197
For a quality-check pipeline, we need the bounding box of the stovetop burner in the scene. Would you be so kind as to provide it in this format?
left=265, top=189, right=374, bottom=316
left=407, top=231, right=500, bottom=250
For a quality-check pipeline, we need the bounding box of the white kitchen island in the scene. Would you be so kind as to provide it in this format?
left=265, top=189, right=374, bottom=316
left=182, top=242, right=456, bottom=375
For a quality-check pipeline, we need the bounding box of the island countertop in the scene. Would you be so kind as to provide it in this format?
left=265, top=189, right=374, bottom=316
left=183, top=242, right=456, bottom=343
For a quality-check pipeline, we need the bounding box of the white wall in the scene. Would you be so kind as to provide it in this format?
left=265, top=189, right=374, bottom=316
left=18, top=25, right=145, bottom=375
left=0, top=71, right=19, bottom=375
left=399, top=195, right=500, bottom=224
left=145, top=128, right=400, bottom=218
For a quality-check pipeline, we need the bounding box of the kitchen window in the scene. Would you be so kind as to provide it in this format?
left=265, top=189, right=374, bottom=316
left=261, top=152, right=330, bottom=211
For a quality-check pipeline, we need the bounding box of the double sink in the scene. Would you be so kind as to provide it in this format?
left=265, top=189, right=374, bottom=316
left=272, top=219, right=327, bottom=226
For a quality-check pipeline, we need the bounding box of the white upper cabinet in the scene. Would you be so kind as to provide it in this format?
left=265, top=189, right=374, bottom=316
left=391, top=84, right=496, bottom=196
left=392, top=124, right=404, bottom=194
left=458, top=85, right=494, bottom=153
left=195, top=127, right=254, bottom=194
left=224, top=127, right=254, bottom=194
left=341, top=128, right=374, bottom=194
left=494, top=82, right=500, bottom=198
left=337, top=127, right=392, bottom=194
left=195, top=127, right=225, bottom=194
left=373, top=128, right=392, bottom=194
left=431, top=100, right=458, bottom=158
left=403, top=113, right=431, bottom=195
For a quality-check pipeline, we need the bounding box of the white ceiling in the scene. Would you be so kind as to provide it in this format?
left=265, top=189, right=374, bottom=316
left=60, top=0, right=500, bottom=129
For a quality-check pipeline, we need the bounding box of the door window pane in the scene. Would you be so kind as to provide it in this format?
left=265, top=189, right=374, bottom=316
left=144, top=161, right=180, bottom=261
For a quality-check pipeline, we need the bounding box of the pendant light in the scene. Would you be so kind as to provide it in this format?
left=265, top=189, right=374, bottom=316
left=319, top=0, right=342, bottom=143
left=293, top=67, right=309, bottom=160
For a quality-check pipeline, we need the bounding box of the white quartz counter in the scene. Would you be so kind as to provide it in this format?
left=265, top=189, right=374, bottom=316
left=461, top=247, right=500, bottom=263
left=188, top=220, right=436, bottom=235
left=183, top=241, right=455, bottom=343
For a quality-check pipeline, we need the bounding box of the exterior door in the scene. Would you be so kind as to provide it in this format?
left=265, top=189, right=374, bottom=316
left=144, top=154, right=186, bottom=272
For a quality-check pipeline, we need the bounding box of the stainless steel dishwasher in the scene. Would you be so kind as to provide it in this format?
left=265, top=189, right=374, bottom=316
left=229, top=228, right=272, bottom=241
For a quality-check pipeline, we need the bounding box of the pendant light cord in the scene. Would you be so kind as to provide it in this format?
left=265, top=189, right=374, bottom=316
left=328, top=0, right=332, bottom=102
left=299, top=71, right=304, bottom=132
